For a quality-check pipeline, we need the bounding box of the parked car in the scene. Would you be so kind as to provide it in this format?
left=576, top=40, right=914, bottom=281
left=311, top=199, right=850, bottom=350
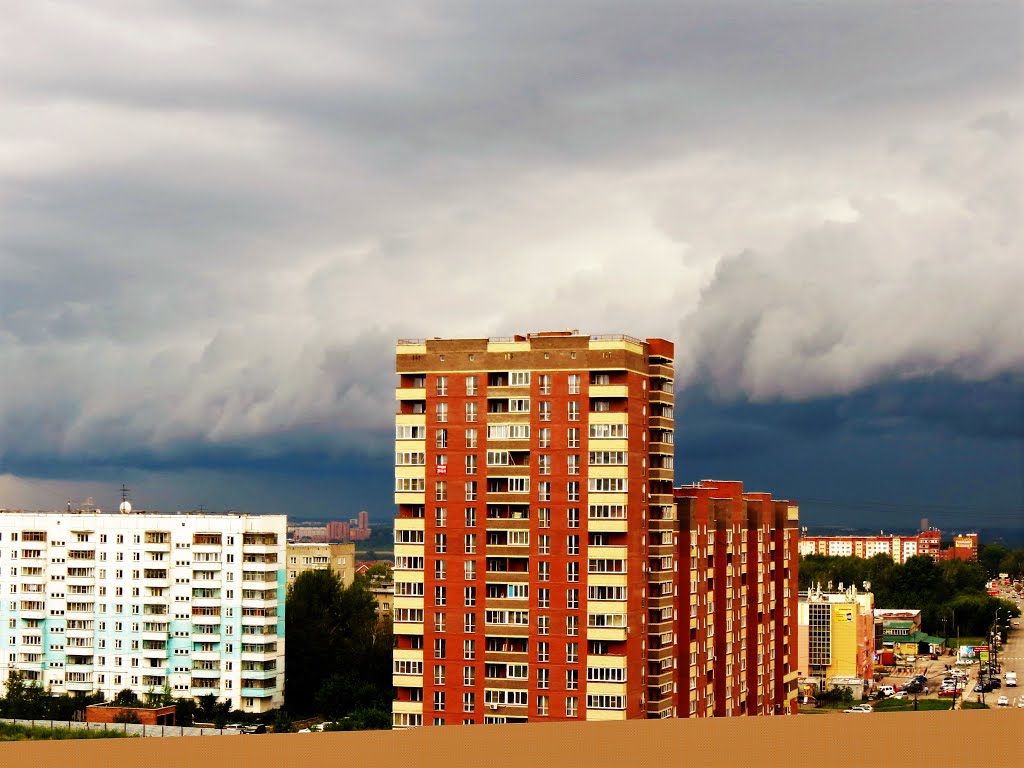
left=843, top=705, right=873, bottom=714
left=912, top=674, right=928, bottom=684
left=877, top=685, right=896, bottom=698
left=997, top=696, right=1009, bottom=707
left=974, top=682, right=994, bottom=693
left=904, top=682, right=923, bottom=694
left=938, top=688, right=957, bottom=697
left=891, top=691, right=908, bottom=700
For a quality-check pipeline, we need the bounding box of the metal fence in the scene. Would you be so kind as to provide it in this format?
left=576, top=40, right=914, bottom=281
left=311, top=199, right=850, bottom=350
left=0, top=717, right=241, bottom=737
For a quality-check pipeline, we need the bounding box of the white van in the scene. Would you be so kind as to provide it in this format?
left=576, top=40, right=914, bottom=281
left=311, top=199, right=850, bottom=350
left=878, top=685, right=896, bottom=697
left=1006, top=672, right=1017, bottom=687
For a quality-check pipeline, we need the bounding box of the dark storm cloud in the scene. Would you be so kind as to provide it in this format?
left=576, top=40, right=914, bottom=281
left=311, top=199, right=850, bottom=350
left=0, top=2, right=1021, bottom=518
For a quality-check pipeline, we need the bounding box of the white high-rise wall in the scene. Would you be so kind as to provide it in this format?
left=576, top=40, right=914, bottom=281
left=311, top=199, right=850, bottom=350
left=0, top=511, right=286, bottom=713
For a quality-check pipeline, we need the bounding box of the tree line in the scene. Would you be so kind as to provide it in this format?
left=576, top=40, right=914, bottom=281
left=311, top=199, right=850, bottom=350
left=799, top=549, right=1022, bottom=639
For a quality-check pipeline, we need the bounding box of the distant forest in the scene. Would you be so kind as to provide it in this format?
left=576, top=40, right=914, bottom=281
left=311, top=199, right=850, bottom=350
left=799, top=544, right=1023, bottom=638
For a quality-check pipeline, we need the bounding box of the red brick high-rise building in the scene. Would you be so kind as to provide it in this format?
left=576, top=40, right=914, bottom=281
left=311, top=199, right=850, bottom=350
left=675, top=481, right=801, bottom=717
left=391, top=332, right=797, bottom=729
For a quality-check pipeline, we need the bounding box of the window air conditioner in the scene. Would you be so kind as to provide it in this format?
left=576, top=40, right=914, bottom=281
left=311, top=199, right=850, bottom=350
left=490, top=703, right=498, bottom=710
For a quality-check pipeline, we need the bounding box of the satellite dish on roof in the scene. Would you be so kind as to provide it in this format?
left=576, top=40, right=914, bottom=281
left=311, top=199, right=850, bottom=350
left=120, top=501, right=132, bottom=514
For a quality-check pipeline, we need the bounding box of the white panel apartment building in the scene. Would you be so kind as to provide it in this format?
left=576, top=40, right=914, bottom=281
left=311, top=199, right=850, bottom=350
left=0, top=511, right=286, bottom=713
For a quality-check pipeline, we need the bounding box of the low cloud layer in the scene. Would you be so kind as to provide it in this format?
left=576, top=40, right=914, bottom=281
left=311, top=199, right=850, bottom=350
left=1, top=2, right=1021, bottom=514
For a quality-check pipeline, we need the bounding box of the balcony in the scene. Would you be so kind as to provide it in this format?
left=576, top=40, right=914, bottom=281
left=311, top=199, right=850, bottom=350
left=589, top=384, right=628, bottom=399
left=647, top=389, right=674, bottom=406
left=648, top=363, right=673, bottom=379
left=66, top=679, right=94, bottom=692
left=484, top=516, right=531, bottom=531
left=396, top=387, right=427, bottom=401
left=647, top=467, right=673, bottom=482
left=482, top=624, right=530, bottom=638
left=588, top=517, right=628, bottom=534
left=587, top=626, right=627, bottom=642
left=240, top=687, right=277, bottom=698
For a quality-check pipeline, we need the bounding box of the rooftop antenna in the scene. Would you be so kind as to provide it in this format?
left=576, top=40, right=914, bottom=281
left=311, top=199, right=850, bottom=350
left=119, top=484, right=132, bottom=514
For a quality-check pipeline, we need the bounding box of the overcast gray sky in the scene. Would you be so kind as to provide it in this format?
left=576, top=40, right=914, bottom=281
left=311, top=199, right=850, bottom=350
left=1, top=2, right=1021, bottom=529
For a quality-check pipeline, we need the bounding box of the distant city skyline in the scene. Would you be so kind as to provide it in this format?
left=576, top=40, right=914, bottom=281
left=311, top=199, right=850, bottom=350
left=1, top=4, right=1021, bottom=532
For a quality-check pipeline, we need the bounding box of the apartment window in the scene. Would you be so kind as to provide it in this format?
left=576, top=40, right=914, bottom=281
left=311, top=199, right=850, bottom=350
left=434, top=639, right=447, bottom=659
left=538, top=508, right=551, bottom=528
left=435, top=481, right=448, bottom=501
left=464, top=587, right=476, bottom=607
left=538, top=428, right=552, bottom=448
left=538, top=482, right=551, bottom=502
left=538, top=374, right=551, bottom=394
left=436, top=376, right=448, bottom=396
left=567, top=615, right=579, bottom=636
left=567, top=454, right=581, bottom=476
left=464, top=561, right=477, bottom=580
left=466, top=455, right=477, bottom=475
left=568, top=401, right=580, bottom=421
left=566, top=669, right=579, bottom=690
left=435, top=534, right=447, bottom=553
left=567, top=428, right=580, bottom=448
left=433, top=690, right=446, bottom=712
left=538, top=561, right=550, bottom=582
left=435, top=507, right=447, bottom=527
left=566, top=643, right=579, bottom=664
left=538, top=588, right=550, bottom=609
left=567, top=562, right=579, bottom=583
left=465, top=428, right=477, bottom=448
left=568, top=508, right=580, bottom=529
left=436, top=428, right=448, bottom=448
left=537, top=695, right=549, bottom=716
left=510, top=371, right=530, bottom=387
left=463, top=613, right=476, bottom=633
left=435, top=586, right=447, bottom=606
left=538, top=615, right=549, bottom=636
left=434, top=612, right=447, bottom=632
left=463, top=692, right=475, bottom=713
left=566, top=697, right=578, bottom=717
left=537, top=667, right=550, bottom=689
left=436, top=402, right=448, bottom=422
left=435, top=560, right=447, bottom=580
left=538, top=454, right=551, bottom=475
left=466, top=402, right=478, bottom=422
left=465, top=481, right=477, bottom=501
left=434, top=665, right=446, bottom=686
left=464, top=666, right=475, bottom=686
left=463, top=639, right=476, bottom=660
left=538, top=642, right=550, bottom=662
left=538, top=535, right=551, bottom=555
left=567, top=535, right=580, bottom=555
left=465, top=508, right=477, bottom=527
left=568, top=374, right=581, bottom=394
left=567, top=482, right=580, bottom=502
left=466, top=375, right=478, bottom=395
left=538, top=401, right=552, bottom=421
left=567, top=589, right=579, bottom=609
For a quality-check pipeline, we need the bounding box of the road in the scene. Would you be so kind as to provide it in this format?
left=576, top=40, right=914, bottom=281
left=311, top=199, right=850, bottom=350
left=878, top=585, right=1023, bottom=710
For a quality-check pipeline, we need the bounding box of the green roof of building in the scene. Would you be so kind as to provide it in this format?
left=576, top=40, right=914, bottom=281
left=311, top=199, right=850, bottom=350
left=884, top=620, right=915, bottom=629
left=924, top=636, right=946, bottom=645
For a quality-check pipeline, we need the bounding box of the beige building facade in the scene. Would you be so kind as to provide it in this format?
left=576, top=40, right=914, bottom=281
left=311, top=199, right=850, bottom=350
left=286, top=542, right=356, bottom=590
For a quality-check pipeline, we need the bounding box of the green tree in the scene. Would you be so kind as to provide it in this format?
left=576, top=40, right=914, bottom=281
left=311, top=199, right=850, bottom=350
left=113, top=688, right=141, bottom=708
left=175, top=697, right=198, bottom=726
left=285, top=569, right=393, bottom=723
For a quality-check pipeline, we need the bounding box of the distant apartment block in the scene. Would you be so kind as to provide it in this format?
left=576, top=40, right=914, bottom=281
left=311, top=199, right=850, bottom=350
left=390, top=331, right=798, bottom=729
left=288, top=514, right=372, bottom=544
left=0, top=510, right=286, bottom=712
left=286, top=542, right=356, bottom=590
left=796, top=528, right=980, bottom=564
left=797, top=583, right=877, bottom=695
